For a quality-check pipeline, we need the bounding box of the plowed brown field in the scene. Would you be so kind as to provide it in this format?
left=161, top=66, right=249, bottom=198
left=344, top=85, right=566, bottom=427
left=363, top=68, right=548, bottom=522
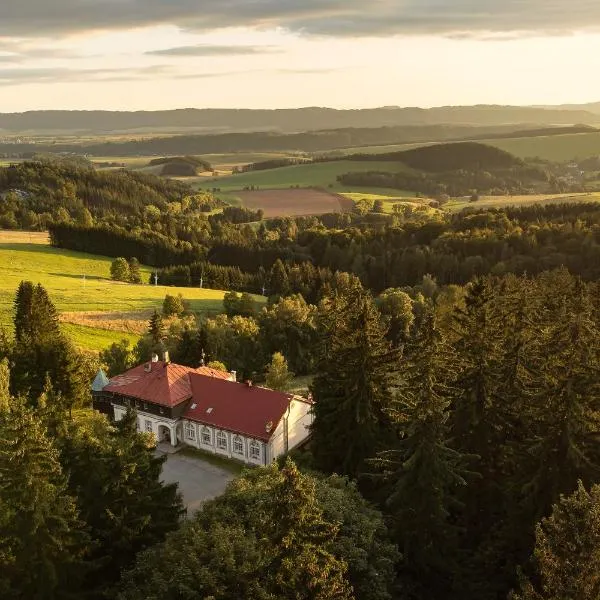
left=235, top=188, right=352, bottom=217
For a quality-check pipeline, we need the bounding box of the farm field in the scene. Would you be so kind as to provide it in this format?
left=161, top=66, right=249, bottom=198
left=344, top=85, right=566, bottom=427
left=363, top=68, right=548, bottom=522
left=0, top=232, right=255, bottom=351
left=475, top=132, right=600, bottom=162
left=234, top=188, right=351, bottom=217
left=196, top=160, right=413, bottom=193
left=445, top=192, right=600, bottom=212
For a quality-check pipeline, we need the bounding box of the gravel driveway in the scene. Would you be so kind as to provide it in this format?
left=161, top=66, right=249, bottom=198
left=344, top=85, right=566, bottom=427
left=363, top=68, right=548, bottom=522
left=159, top=450, right=236, bottom=514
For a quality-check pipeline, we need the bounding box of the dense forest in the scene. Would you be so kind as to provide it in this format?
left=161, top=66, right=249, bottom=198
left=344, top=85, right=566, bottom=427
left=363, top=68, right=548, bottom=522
left=2, top=152, right=600, bottom=598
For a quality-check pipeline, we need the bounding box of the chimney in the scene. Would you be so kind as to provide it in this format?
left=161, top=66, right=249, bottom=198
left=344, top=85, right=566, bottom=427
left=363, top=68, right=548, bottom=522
left=163, top=350, right=170, bottom=364
left=151, top=353, right=159, bottom=363
left=144, top=363, right=151, bottom=373
left=230, top=370, right=237, bottom=382
left=245, top=380, right=253, bottom=387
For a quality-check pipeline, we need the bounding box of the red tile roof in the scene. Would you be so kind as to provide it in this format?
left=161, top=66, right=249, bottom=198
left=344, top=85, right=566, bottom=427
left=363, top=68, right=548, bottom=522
left=186, top=374, right=293, bottom=441
left=104, top=361, right=231, bottom=408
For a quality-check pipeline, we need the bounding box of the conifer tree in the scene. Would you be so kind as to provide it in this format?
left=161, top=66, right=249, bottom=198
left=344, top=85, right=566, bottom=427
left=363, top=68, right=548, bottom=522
left=118, top=459, right=353, bottom=600
left=511, top=481, right=600, bottom=600
left=13, top=281, right=60, bottom=342
left=375, top=308, right=471, bottom=598
left=520, top=275, right=600, bottom=520
left=269, top=258, right=290, bottom=296
left=128, top=257, right=142, bottom=284
left=312, top=279, right=396, bottom=478
left=148, top=309, right=165, bottom=350
left=56, top=407, right=184, bottom=595
left=0, top=399, right=89, bottom=598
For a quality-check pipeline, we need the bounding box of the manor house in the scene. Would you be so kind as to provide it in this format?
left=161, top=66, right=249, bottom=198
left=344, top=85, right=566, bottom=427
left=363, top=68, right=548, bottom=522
left=91, top=353, right=313, bottom=466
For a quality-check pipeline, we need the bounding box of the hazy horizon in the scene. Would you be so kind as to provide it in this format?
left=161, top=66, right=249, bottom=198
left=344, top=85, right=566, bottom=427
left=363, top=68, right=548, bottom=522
left=1, top=2, right=600, bottom=112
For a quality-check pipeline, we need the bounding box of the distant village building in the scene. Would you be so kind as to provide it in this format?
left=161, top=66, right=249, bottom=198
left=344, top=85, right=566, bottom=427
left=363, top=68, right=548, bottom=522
left=91, top=353, right=313, bottom=465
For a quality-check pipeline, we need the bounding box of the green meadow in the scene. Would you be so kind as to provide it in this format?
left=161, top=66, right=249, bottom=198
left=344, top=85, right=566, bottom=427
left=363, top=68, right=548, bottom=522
left=193, top=160, right=415, bottom=196
left=0, top=232, right=255, bottom=352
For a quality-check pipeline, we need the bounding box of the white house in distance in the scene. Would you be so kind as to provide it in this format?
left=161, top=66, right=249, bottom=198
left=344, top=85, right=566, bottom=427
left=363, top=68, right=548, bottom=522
left=91, top=353, right=313, bottom=466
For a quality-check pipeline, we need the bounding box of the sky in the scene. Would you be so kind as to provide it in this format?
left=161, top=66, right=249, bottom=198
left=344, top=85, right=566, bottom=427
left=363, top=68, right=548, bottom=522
left=1, top=0, right=600, bottom=111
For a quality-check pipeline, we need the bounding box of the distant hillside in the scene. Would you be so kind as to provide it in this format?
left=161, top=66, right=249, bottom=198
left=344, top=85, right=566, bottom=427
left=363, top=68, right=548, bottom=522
left=147, top=156, right=213, bottom=176
left=0, top=104, right=599, bottom=135
left=349, top=142, right=522, bottom=172
left=0, top=124, right=590, bottom=158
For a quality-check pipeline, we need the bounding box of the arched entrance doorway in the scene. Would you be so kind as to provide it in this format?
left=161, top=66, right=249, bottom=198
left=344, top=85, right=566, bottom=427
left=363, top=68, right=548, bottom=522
left=158, top=424, right=172, bottom=445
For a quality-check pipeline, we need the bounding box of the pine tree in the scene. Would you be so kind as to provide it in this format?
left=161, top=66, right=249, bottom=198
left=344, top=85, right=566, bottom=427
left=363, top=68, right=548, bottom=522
left=312, top=281, right=396, bottom=478
left=13, top=281, right=60, bottom=342
left=56, top=407, right=184, bottom=595
left=269, top=258, right=290, bottom=296
left=148, top=309, right=165, bottom=350
left=0, top=399, right=89, bottom=598
left=13, top=280, right=34, bottom=342
left=375, top=309, right=471, bottom=598
left=511, top=481, right=600, bottom=600
left=520, top=275, right=600, bottom=521
left=265, top=352, right=293, bottom=391
left=128, top=257, right=142, bottom=284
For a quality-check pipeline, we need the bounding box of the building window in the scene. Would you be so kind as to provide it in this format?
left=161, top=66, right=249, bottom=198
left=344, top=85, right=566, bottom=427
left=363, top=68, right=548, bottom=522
left=201, top=427, right=212, bottom=445
left=185, top=422, right=196, bottom=441
left=233, top=436, right=244, bottom=455
left=145, top=420, right=153, bottom=433
left=250, top=440, right=260, bottom=460
left=136, top=418, right=141, bottom=431
left=217, top=431, right=227, bottom=450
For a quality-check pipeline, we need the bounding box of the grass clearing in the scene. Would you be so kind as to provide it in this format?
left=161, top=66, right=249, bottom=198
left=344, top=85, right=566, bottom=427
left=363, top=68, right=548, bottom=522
left=446, top=192, right=600, bottom=212
left=178, top=446, right=246, bottom=475
left=194, top=160, right=413, bottom=194
left=480, top=132, right=600, bottom=162
left=0, top=233, right=261, bottom=351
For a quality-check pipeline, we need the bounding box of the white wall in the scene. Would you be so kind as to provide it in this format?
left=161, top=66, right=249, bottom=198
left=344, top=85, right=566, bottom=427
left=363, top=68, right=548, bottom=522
left=182, top=420, right=265, bottom=465
left=267, top=398, right=313, bottom=463
left=112, top=404, right=178, bottom=445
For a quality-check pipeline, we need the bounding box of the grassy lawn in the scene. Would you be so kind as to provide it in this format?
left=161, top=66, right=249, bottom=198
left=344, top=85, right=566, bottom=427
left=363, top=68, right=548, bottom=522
left=0, top=232, right=261, bottom=351
left=193, top=160, right=414, bottom=194
left=178, top=446, right=245, bottom=475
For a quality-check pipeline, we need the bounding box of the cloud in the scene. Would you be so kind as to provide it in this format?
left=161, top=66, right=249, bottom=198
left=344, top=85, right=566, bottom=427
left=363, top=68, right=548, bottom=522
left=0, top=1, right=599, bottom=39
left=146, top=44, right=280, bottom=57
left=0, top=65, right=175, bottom=86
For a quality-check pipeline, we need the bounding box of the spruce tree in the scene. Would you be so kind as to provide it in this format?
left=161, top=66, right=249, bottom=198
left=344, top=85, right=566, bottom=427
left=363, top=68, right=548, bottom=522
left=375, top=309, right=471, bottom=598
left=148, top=309, right=165, bottom=350
left=0, top=399, right=89, bottom=598
left=312, top=280, right=396, bottom=478
left=128, top=257, right=142, bottom=284
left=56, top=407, right=184, bottom=595
left=511, top=481, right=600, bottom=600
left=269, top=258, right=290, bottom=296
left=520, top=275, right=600, bottom=520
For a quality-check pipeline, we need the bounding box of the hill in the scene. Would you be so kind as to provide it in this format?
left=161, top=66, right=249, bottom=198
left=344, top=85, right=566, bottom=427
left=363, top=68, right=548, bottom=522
left=1, top=104, right=599, bottom=135
left=147, top=155, right=213, bottom=176
left=483, top=131, right=600, bottom=162
left=0, top=231, right=245, bottom=351
left=350, top=142, right=522, bottom=172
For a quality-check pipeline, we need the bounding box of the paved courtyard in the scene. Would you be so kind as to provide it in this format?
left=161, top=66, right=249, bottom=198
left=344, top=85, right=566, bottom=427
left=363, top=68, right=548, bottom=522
left=158, top=450, right=236, bottom=514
